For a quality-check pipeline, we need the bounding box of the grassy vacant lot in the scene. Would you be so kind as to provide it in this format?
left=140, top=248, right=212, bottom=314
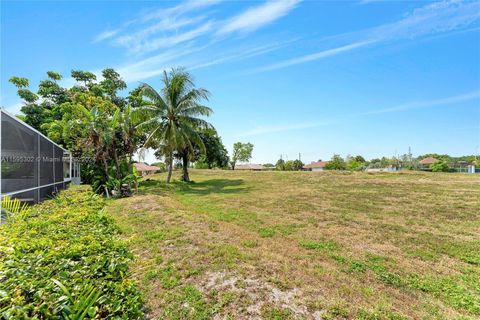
left=107, top=170, right=480, bottom=319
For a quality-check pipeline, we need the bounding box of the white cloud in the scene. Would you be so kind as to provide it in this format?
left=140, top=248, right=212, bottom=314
left=93, top=0, right=222, bottom=50
left=91, top=0, right=301, bottom=75
left=116, top=45, right=208, bottom=82
left=369, top=0, right=480, bottom=41
left=116, top=21, right=213, bottom=54
left=217, top=0, right=300, bottom=35
left=115, top=15, right=206, bottom=50
left=116, top=40, right=292, bottom=83
left=253, top=40, right=375, bottom=72
left=92, top=29, right=121, bottom=43
left=254, top=0, right=480, bottom=72
left=361, top=90, right=480, bottom=115
left=189, top=39, right=297, bottom=70
left=103, top=0, right=299, bottom=54
left=140, top=0, right=222, bottom=23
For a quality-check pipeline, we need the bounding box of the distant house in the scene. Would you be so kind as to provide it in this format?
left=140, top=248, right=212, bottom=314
left=134, top=163, right=160, bottom=177
left=304, top=161, right=329, bottom=172
left=448, top=161, right=471, bottom=173
left=418, top=157, right=438, bottom=169
left=235, top=164, right=266, bottom=171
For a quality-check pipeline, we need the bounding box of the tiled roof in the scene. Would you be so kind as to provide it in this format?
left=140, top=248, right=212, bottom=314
left=418, top=157, right=438, bottom=165
left=304, top=161, right=329, bottom=168
left=134, top=162, right=160, bottom=172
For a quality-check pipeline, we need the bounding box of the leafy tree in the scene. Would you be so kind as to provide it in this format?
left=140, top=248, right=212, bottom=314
left=100, top=68, right=126, bottom=96
left=197, top=128, right=229, bottom=169
left=462, top=156, right=477, bottom=164
left=127, top=87, right=145, bottom=109
left=431, top=160, right=450, bottom=172
left=353, top=155, right=365, bottom=163
left=347, top=160, right=362, bottom=171
left=347, top=155, right=366, bottom=171
left=275, top=158, right=285, bottom=171
left=291, top=159, right=304, bottom=171
left=47, top=71, right=62, bottom=81
left=284, top=159, right=304, bottom=171
left=325, top=154, right=346, bottom=170
left=9, top=76, right=29, bottom=88
left=284, top=160, right=293, bottom=171
left=9, top=67, right=223, bottom=192
left=263, top=163, right=275, bottom=168
left=10, top=69, right=141, bottom=196
left=136, top=68, right=212, bottom=182
left=418, top=153, right=477, bottom=165
left=231, top=142, right=253, bottom=170
left=9, top=76, right=45, bottom=131
left=71, top=70, right=97, bottom=87
left=366, top=156, right=392, bottom=169
left=99, top=68, right=127, bottom=108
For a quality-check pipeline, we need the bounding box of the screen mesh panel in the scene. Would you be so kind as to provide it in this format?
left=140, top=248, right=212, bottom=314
left=40, top=136, right=54, bottom=185
left=1, top=109, right=73, bottom=206
left=54, top=146, right=64, bottom=182
left=1, top=112, right=38, bottom=193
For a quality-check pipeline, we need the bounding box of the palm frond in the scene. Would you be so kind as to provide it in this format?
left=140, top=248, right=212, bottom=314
left=178, top=116, right=213, bottom=130
left=143, top=123, right=164, bottom=148
left=179, top=105, right=213, bottom=117
left=178, top=88, right=210, bottom=109
left=178, top=122, right=206, bottom=154
left=138, top=83, right=168, bottom=110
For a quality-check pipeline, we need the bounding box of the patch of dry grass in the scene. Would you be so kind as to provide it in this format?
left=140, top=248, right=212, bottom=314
left=106, top=170, right=480, bottom=319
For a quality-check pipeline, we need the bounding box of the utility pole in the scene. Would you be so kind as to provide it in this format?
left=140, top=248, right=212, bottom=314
left=299, top=153, right=301, bottom=162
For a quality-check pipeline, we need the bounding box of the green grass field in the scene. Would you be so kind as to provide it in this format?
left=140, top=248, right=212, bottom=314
left=107, top=169, right=480, bottom=319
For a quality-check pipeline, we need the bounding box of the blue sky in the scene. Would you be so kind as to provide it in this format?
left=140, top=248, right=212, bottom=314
left=1, top=0, right=480, bottom=164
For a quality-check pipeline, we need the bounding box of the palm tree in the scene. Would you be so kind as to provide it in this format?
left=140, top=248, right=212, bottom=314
left=136, top=68, right=212, bottom=183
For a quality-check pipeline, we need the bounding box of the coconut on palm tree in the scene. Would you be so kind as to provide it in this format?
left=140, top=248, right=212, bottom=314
left=136, top=68, right=212, bottom=183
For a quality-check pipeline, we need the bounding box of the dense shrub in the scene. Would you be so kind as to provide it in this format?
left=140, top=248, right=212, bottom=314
left=284, top=159, right=304, bottom=171
left=0, top=187, right=143, bottom=319
left=325, top=154, right=347, bottom=170
left=431, top=160, right=450, bottom=172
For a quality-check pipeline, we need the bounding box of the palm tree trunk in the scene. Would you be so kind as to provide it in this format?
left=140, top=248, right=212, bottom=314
left=101, top=155, right=109, bottom=179
left=182, top=154, right=190, bottom=182
left=166, top=152, right=173, bottom=183
left=113, top=151, right=121, bottom=180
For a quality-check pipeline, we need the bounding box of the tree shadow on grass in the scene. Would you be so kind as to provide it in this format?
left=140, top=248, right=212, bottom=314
left=136, top=179, right=175, bottom=195
left=174, top=179, right=251, bottom=196
left=136, top=178, right=251, bottom=196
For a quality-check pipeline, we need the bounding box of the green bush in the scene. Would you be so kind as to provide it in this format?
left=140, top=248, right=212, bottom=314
left=0, top=187, right=143, bottom=319
left=325, top=154, right=347, bottom=170
left=288, top=160, right=304, bottom=171
left=430, top=160, right=450, bottom=172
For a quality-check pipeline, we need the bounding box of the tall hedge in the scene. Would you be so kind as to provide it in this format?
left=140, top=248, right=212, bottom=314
left=0, top=187, right=143, bottom=319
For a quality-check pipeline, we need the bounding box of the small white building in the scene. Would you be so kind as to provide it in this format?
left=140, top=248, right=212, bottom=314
left=303, top=161, right=329, bottom=172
